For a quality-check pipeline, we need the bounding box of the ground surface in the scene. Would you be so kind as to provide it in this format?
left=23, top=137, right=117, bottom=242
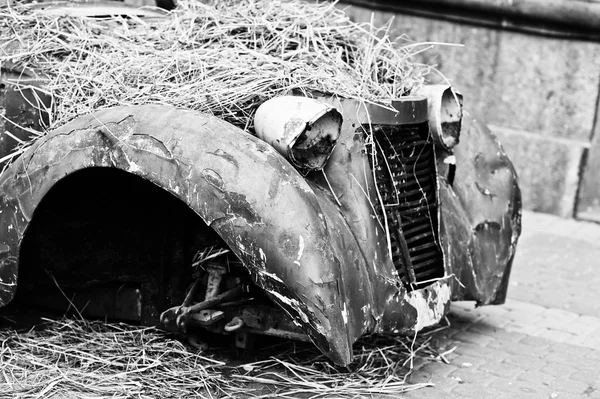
left=2, top=210, right=599, bottom=398
left=401, top=211, right=600, bottom=399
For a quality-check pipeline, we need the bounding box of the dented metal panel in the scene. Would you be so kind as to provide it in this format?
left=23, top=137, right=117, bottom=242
left=0, top=105, right=397, bottom=365
left=439, top=111, right=521, bottom=305
left=0, top=93, right=521, bottom=366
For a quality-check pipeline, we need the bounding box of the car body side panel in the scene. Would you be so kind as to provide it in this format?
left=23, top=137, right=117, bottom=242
left=0, top=104, right=401, bottom=365
left=439, top=110, right=522, bottom=305
left=310, top=100, right=401, bottom=325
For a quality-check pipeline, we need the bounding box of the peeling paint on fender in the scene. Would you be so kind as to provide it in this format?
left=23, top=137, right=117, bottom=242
left=405, top=281, right=452, bottom=331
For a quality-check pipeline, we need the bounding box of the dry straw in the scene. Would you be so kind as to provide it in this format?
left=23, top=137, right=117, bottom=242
left=0, top=316, right=449, bottom=398
left=0, top=0, right=429, bottom=135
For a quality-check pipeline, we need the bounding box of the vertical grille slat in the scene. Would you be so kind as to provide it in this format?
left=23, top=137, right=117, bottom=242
left=366, top=122, right=444, bottom=290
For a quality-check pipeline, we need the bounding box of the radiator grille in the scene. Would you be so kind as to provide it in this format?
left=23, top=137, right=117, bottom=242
left=366, top=122, right=444, bottom=289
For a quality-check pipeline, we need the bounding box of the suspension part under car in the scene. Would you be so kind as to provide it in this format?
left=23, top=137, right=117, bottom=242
left=159, top=251, right=308, bottom=347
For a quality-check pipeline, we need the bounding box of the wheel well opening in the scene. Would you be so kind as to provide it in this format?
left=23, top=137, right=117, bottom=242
left=15, top=167, right=224, bottom=324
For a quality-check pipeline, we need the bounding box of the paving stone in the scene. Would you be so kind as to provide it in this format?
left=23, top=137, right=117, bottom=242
left=568, top=356, right=600, bottom=373
left=576, top=315, right=600, bottom=330
left=543, top=352, right=595, bottom=372
left=562, top=301, right=600, bottom=319
left=487, top=378, right=552, bottom=397
left=516, top=370, right=555, bottom=385
left=504, top=321, right=545, bottom=337
left=453, top=343, right=511, bottom=363
left=468, top=325, right=527, bottom=344
left=545, top=343, right=592, bottom=359
left=583, top=387, right=600, bottom=399
left=521, top=211, right=557, bottom=233
left=410, top=371, right=461, bottom=394
left=560, top=316, right=600, bottom=336
left=507, top=285, right=538, bottom=304
left=520, top=336, right=554, bottom=348
left=407, top=367, right=437, bottom=386
left=479, top=361, right=525, bottom=379
left=488, top=341, right=551, bottom=357
left=449, top=384, right=515, bottom=399
left=449, top=368, right=498, bottom=385
left=536, top=309, right=580, bottom=330
left=547, top=378, right=593, bottom=394
left=585, top=349, right=600, bottom=361
left=510, top=233, right=600, bottom=314
left=531, top=295, right=574, bottom=314
left=438, top=327, right=462, bottom=340
left=568, top=334, right=600, bottom=350
left=430, top=377, right=462, bottom=393
left=463, top=322, right=506, bottom=337
left=429, top=335, right=457, bottom=352
left=536, top=329, right=576, bottom=343
left=505, top=309, right=547, bottom=325
left=569, top=369, right=600, bottom=386
left=452, top=331, right=495, bottom=347
left=502, top=354, right=546, bottom=371
left=450, top=355, right=487, bottom=369
left=540, top=308, right=581, bottom=320
left=541, top=363, right=577, bottom=379
left=473, top=314, right=512, bottom=329
left=413, top=361, right=459, bottom=380
left=539, top=217, right=589, bottom=242
left=502, top=300, right=548, bottom=316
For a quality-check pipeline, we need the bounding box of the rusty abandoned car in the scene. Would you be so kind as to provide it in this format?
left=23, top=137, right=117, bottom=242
left=0, top=1, right=521, bottom=366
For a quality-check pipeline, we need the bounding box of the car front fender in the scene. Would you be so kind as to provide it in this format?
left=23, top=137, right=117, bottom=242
left=0, top=104, right=399, bottom=365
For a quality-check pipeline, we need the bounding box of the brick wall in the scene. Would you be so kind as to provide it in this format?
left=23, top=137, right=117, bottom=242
left=343, top=4, right=600, bottom=220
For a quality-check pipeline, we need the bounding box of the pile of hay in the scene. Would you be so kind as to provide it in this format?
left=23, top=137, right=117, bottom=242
left=0, top=317, right=449, bottom=398
left=0, top=0, right=429, bottom=135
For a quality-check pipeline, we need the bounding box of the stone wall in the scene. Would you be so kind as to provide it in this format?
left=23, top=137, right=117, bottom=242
left=343, top=4, right=600, bottom=220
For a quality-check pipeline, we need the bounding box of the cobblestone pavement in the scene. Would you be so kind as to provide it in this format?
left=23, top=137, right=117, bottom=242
left=401, top=211, right=600, bottom=399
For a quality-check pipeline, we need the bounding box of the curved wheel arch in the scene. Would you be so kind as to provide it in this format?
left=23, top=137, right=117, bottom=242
left=0, top=104, right=399, bottom=365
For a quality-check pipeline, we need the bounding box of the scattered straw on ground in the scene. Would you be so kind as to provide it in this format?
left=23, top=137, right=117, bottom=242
left=0, top=317, right=449, bottom=398
left=1, top=0, right=429, bottom=135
